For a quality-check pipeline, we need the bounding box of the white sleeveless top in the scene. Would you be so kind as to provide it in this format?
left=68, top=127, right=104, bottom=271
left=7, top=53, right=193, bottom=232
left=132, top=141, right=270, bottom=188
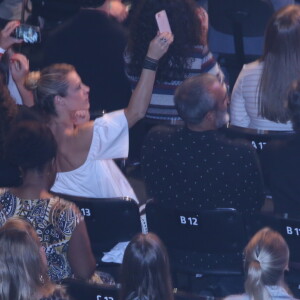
left=51, top=110, right=138, bottom=203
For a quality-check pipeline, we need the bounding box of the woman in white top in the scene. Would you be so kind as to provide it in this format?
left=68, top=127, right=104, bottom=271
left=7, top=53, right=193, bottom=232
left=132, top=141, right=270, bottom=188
left=230, top=5, right=300, bottom=131
left=225, top=227, right=295, bottom=300
left=25, top=32, right=173, bottom=202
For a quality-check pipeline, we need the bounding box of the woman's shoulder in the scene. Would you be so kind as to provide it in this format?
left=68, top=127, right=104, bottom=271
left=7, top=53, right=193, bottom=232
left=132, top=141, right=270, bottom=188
left=242, top=60, right=264, bottom=72
left=51, top=196, right=82, bottom=217
left=236, top=60, right=264, bottom=84
left=0, top=189, right=18, bottom=207
left=89, top=110, right=127, bottom=145
left=89, top=109, right=128, bottom=153
left=94, top=110, right=126, bottom=127
left=0, top=188, right=9, bottom=197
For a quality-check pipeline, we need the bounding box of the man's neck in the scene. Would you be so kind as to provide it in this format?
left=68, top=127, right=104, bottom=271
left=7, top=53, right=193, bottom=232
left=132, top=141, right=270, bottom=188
left=187, top=121, right=216, bottom=132
left=84, top=1, right=109, bottom=13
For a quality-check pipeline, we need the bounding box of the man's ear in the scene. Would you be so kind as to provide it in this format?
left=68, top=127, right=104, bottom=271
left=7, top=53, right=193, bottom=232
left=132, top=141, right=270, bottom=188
left=54, top=95, right=64, bottom=106
left=205, top=110, right=215, bottom=122
left=285, top=263, right=289, bottom=271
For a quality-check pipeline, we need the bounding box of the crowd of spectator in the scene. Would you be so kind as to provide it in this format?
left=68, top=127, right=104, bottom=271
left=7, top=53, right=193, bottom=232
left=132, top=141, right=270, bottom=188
left=1, top=0, right=300, bottom=299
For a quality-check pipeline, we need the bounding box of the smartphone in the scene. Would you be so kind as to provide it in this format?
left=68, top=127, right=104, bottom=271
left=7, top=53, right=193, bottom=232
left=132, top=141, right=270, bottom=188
left=155, top=10, right=172, bottom=33
left=11, top=24, right=41, bottom=43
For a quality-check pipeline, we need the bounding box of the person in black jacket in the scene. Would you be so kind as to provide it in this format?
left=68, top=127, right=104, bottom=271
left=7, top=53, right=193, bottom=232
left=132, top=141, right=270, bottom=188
left=43, top=0, right=131, bottom=116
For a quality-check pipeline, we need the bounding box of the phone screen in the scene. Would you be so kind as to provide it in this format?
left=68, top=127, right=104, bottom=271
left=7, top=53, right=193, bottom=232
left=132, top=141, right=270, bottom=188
left=155, top=10, right=172, bottom=33
left=12, top=24, right=41, bottom=43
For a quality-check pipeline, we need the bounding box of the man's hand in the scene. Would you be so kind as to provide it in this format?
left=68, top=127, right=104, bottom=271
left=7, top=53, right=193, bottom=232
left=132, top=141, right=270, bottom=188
left=0, top=21, right=23, bottom=50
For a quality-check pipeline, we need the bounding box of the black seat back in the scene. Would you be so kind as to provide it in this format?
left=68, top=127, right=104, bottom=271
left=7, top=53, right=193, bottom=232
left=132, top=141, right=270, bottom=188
left=146, top=200, right=246, bottom=254
left=208, top=0, right=274, bottom=87
left=62, top=278, right=120, bottom=300
left=246, top=213, right=300, bottom=264
left=208, top=0, right=273, bottom=37
left=221, top=125, right=295, bottom=153
left=54, top=194, right=142, bottom=256
left=146, top=200, right=247, bottom=275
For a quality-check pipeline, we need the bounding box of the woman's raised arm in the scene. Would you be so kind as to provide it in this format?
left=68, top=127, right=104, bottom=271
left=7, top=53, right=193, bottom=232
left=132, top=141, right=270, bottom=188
left=124, top=32, right=173, bottom=128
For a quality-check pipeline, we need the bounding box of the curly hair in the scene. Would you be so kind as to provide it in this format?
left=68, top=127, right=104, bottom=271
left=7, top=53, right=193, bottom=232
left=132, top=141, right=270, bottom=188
left=127, top=0, right=202, bottom=82
left=5, top=120, right=57, bottom=174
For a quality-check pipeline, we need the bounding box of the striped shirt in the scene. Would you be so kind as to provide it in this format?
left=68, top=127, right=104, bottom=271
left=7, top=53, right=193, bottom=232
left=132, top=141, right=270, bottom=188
left=230, top=60, right=293, bottom=131
left=125, top=46, right=224, bottom=121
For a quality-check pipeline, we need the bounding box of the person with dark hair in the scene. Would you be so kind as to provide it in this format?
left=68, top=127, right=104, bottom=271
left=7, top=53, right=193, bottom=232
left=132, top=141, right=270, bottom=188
left=0, top=72, right=17, bottom=155
left=120, top=233, right=174, bottom=300
left=0, top=218, right=70, bottom=300
left=0, top=120, right=96, bottom=283
left=142, top=69, right=265, bottom=291
left=225, top=227, right=295, bottom=300
left=142, top=73, right=264, bottom=213
left=125, top=0, right=224, bottom=121
left=0, top=70, right=21, bottom=187
left=43, top=0, right=131, bottom=115
left=260, top=79, right=300, bottom=216
left=26, top=34, right=173, bottom=200
left=230, top=5, right=300, bottom=131
left=142, top=75, right=263, bottom=290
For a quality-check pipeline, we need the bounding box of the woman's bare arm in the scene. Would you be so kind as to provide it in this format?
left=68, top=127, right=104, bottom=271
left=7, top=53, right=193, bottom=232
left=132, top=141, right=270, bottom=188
left=124, top=32, right=174, bottom=128
left=66, top=33, right=173, bottom=152
left=67, top=220, right=96, bottom=280
left=10, top=53, right=34, bottom=106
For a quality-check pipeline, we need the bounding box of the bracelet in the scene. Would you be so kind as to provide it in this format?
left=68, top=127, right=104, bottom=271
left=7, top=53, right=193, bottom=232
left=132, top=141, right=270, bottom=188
left=145, top=56, right=158, bottom=63
left=0, top=47, right=5, bottom=54
left=143, top=56, right=158, bottom=71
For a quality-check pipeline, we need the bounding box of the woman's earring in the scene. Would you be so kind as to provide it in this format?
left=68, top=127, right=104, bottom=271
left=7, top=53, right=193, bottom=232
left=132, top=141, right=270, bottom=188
left=39, top=274, right=45, bottom=284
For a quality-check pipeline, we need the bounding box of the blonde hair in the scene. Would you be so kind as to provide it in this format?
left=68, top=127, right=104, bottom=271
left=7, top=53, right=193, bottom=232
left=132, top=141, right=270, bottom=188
left=244, top=227, right=290, bottom=300
left=0, top=218, right=54, bottom=300
left=25, top=64, right=75, bottom=116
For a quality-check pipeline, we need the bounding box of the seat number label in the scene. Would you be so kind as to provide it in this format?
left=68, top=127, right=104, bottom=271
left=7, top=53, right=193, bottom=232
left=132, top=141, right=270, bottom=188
left=180, top=216, right=198, bottom=226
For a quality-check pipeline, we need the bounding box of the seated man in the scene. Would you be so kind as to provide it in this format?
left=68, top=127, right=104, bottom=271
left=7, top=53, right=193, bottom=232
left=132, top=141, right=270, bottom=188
left=142, top=73, right=264, bottom=213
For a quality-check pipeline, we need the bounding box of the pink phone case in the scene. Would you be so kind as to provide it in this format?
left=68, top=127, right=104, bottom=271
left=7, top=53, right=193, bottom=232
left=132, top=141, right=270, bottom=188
left=155, top=10, right=172, bottom=33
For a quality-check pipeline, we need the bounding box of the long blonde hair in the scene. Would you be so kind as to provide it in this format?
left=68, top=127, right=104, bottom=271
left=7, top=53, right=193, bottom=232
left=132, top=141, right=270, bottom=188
left=0, top=218, right=55, bottom=300
left=244, top=227, right=290, bottom=300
